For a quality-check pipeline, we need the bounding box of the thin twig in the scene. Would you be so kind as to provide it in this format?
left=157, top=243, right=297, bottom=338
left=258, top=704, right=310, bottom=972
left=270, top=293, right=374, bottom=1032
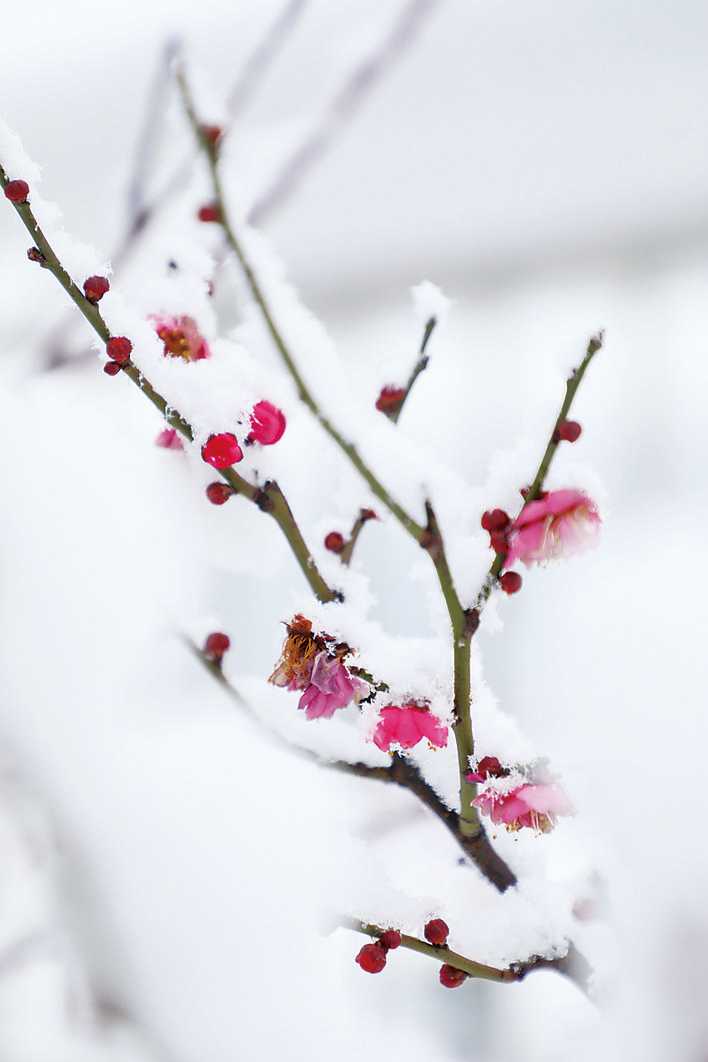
left=386, top=315, right=437, bottom=424
left=344, top=920, right=591, bottom=994
left=226, top=0, right=308, bottom=119
left=0, top=163, right=337, bottom=604
left=338, top=508, right=377, bottom=566
left=472, top=332, right=604, bottom=619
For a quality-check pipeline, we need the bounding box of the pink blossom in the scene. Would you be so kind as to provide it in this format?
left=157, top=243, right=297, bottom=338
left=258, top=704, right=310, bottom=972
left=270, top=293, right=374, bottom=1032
left=151, top=314, right=210, bottom=361
left=155, top=427, right=184, bottom=450
left=504, top=489, right=600, bottom=568
left=473, top=782, right=573, bottom=833
left=372, top=704, right=448, bottom=753
left=298, top=651, right=366, bottom=720
left=248, top=400, right=287, bottom=445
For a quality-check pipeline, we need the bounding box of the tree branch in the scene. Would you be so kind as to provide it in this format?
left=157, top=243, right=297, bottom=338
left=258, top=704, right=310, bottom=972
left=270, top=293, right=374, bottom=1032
left=344, top=920, right=591, bottom=994
left=0, top=162, right=337, bottom=604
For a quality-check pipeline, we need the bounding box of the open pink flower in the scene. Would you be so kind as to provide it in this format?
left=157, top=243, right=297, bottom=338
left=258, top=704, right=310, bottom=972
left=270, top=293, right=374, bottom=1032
left=473, top=782, right=573, bottom=833
left=298, top=651, right=366, bottom=720
left=504, top=489, right=600, bottom=568
left=372, top=704, right=448, bottom=753
left=249, top=401, right=286, bottom=445
left=151, top=314, right=210, bottom=361
left=155, top=427, right=184, bottom=451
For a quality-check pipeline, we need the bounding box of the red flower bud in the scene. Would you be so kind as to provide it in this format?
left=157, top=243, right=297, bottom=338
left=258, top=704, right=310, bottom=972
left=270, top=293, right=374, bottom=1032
left=481, top=509, right=510, bottom=532
left=476, top=755, right=505, bottom=778
left=555, top=419, right=582, bottom=443
left=424, top=919, right=449, bottom=946
left=197, top=203, right=221, bottom=223
left=206, top=482, right=233, bottom=506
left=355, top=943, right=387, bottom=974
left=500, top=571, right=522, bottom=595
left=324, top=531, right=345, bottom=553
left=4, top=179, right=29, bottom=203
left=360, top=508, right=378, bottom=522
left=439, top=964, right=467, bottom=988
left=201, top=433, right=243, bottom=469
left=489, top=530, right=508, bottom=554
left=106, top=336, right=132, bottom=364
left=103, top=361, right=121, bottom=376
left=204, top=632, right=230, bottom=659
left=375, top=386, right=406, bottom=413
left=83, top=275, right=110, bottom=303
left=378, top=929, right=402, bottom=951
left=201, top=124, right=223, bottom=146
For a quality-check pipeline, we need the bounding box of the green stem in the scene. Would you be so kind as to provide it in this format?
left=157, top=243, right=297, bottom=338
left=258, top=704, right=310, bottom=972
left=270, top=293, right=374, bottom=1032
left=0, top=162, right=336, bottom=604
left=474, top=331, right=604, bottom=615
left=422, top=503, right=480, bottom=838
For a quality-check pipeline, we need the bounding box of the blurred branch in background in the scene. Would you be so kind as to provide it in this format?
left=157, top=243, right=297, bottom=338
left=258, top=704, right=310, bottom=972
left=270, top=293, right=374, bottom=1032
left=40, top=0, right=440, bottom=371
left=248, top=0, right=442, bottom=226
left=42, top=0, right=308, bottom=370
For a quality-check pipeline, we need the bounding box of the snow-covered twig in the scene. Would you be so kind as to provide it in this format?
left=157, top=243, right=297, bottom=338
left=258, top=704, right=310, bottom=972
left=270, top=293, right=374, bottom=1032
left=0, top=162, right=337, bottom=604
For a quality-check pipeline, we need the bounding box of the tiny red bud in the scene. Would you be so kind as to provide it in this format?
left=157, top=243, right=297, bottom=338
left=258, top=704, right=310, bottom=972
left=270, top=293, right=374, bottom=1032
left=204, top=631, right=230, bottom=659
left=206, top=482, right=233, bottom=506
left=355, top=943, right=387, bottom=974
left=103, top=361, right=121, bottom=376
left=360, top=508, right=378, bottom=522
left=27, top=246, right=46, bottom=265
left=424, top=919, right=449, bottom=946
left=83, top=275, right=110, bottom=303
left=324, top=531, right=345, bottom=553
left=477, top=755, right=505, bottom=778
left=197, top=203, right=221, bottom=223
left=556, top=419, right=582, bottom=443
left=439, top=964, right=467, bottom=989
left=4, top=179, right=30, bottom=203
left=201, top=433, right=243, bottom=469
left=375, top=386, right=406, bottom=413
left=201, top=124, right=223, bottom=146
left=489, top=530, right=508, bottom=554
left=378, top=929, right=401, bottom=951
left=500, top=571, right=522, bottom=595
left=106, top=336, right=132, bottom=364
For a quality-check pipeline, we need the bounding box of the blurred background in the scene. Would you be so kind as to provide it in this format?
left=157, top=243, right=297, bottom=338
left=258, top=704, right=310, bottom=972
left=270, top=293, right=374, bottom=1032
left=1, top=1, right=708, bottom=1059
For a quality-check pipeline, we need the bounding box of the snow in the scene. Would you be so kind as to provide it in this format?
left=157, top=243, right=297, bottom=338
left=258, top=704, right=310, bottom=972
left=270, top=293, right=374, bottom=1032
left=1, top=4, right=708, bottom=1060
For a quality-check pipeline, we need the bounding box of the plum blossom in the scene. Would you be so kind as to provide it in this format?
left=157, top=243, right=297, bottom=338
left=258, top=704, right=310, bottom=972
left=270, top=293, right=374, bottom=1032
left=372, top=704, right=448, bottom=753
left=298, top=652, right=367, bottom=720
left=268, top=616, right=368, bottom=718
left=248, top=400, right=286, bottom=445
left=473, top=782, right=573, bottom=833
left=151, top=314, right=210, bottom=361
left=504, top=489, right=600, bottom=569
left=155, top=427, right=184, bottom=450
